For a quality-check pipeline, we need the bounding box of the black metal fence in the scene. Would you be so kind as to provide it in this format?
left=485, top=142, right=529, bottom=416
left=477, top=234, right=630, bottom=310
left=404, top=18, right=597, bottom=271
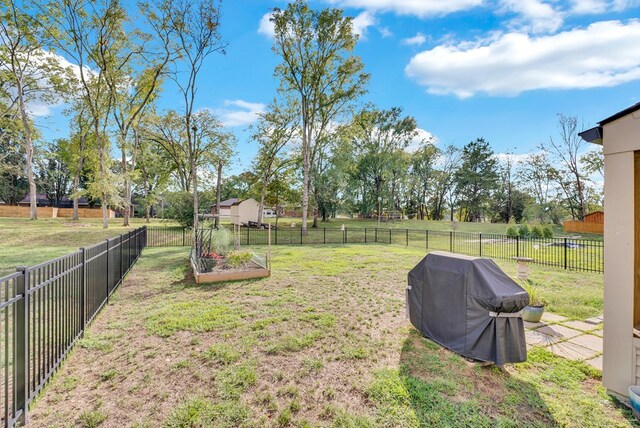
left=0, top=227, right=147, bottom=427
left=147, top=226, right=603, bottom=273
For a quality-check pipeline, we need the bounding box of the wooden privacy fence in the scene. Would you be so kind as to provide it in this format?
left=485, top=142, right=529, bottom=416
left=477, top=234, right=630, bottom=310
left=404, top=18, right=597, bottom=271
left=563, top=220, right=604, bottom=234
left=0, top=227, right=147, bottom=427
left=0, top=206, right=115, bottom=219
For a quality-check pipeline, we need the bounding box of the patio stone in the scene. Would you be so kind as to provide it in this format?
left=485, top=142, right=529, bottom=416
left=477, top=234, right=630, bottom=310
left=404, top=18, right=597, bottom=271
left=547, top=341, right=598, bottom=360
left=585, top=315, right=604, bottom=325
left=541, top=312, right=568, bottom=323
left=591, top=329, right=603, bottom=337
left=525, top=330, right=561, bottom=347
left=562, top=320, right=598, bottom=332
left=524, top=321, right=546, bottom=329
left=568, top=334, right=603, bottom=352
left=535, top=324, right=582, bottom=339
left=585, top=355, right=603, bottom=371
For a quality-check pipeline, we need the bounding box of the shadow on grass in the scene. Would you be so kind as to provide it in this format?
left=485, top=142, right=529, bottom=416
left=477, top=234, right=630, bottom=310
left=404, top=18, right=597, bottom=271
left=389, top=329, right=557, bottom=427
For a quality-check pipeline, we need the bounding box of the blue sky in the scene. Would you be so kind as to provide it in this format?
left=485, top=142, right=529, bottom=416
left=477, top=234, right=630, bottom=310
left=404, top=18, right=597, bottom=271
left=38, top=0, right=640, bottom=172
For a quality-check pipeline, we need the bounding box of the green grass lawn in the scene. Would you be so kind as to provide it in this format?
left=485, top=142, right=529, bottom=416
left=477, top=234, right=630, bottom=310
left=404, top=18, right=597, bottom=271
left=26, top=245, right=627, bottom=428
left=0, top=217, right=176, bottom=275
left=250, top=217, right=603, bottom=241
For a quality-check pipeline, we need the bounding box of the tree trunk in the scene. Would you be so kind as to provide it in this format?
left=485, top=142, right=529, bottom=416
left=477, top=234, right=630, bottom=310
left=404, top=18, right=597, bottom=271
left=192, top=162, right=199, bottom=234
left=16, top=77, right=37, bottom=220
left=101, top=194, right=108, bottom=228
left=215, top=159, right=223, bottom=229
left=72, top=173, right=80, bottom=220
left=257, top=171, right=267, bottom=227
left=301, top=97, right=310, bottom=236
left=122, top=148, right=130, bottom=227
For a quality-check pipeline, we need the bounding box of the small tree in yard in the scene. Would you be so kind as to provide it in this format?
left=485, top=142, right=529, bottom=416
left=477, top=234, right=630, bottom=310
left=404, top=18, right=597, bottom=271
left=271, top=0, right=369, bottom=235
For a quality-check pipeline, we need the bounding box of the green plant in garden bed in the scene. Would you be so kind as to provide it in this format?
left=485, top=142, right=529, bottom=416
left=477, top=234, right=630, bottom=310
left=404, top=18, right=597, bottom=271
left=226, top=250, right=254, bottom=268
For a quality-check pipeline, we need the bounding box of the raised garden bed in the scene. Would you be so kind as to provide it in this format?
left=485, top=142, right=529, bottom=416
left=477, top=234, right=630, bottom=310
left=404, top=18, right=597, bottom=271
left=190, top=251, right=270, bottom=283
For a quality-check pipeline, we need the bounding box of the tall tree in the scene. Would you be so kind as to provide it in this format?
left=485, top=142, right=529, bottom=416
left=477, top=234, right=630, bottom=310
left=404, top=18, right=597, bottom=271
left=0, top=0, right=67, bottom=219
left=345, top=106, right=417, bottom=222
left=251, top=100, right=297, bottom=226
left=455, top=138, right=498, bottom=222
left=410, top=141, right=438, bottom=220
left=37, top=141, right=72, bottom=207
left=108, top=0, right=179, bottom=226
left=542, top=114, right=589, bottom=220
left=48, top=0, right=128, bottom=227
left=271, top=0, right=369, bottom=234
left=165, top=0, right=226, bottom=233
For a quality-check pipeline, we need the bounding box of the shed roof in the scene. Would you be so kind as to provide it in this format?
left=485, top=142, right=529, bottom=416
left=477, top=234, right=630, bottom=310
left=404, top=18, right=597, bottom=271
left=216, top=198, right=238, bottom=207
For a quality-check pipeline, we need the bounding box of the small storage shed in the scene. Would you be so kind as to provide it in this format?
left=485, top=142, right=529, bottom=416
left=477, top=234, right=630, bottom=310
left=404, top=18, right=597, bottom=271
left=230, top=198, right=260, bottom=226
left=580, top=102, right=640, bottom=400
left=407, top=251, right=529, bottom=365
left=211, top=198, right=238, bottom=220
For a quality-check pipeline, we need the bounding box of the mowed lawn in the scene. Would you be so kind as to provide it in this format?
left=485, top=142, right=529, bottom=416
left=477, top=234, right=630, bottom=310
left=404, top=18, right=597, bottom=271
left=26, top=245, right=630, bottom=428
left=0, top=217, right=171, bottom=275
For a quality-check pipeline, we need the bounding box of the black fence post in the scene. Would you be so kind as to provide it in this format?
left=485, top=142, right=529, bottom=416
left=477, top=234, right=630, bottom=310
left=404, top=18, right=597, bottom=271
left=344, top=228, right=347, bottom=244
left=479, top=233, right=482, bottom=257
left=449, top=231, right=453, bottom=252
left=182, top=228, right=185, bottom=247
left=564, top=237, right=568, bottom=270
left=119, top=235, right=123, bottom=280
left=15, top=266, right=28, bottom=426
left=375, top=228, right=378, bottom=243
left=275, top=227, right=278, bottom=245
left=105, top=239, right=110, bottom=303
left=406, top=229, right=409, bottom=247
left=300, top=227, right=303, bottom=245
left=365, top=228, right=367, bottom=243
left=324, top=228, right=326, bottom=244
left=389, top=229, right=391, bottom=244
left=80, top=247, right=86, bottom=335
left=516, top=236, right=520, bottom=258
left=426, top=230, right=429, bottom=250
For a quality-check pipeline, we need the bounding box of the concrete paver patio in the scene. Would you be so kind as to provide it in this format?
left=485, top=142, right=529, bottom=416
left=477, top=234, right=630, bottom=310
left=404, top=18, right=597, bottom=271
left=524, top=312, right=604, bottom=370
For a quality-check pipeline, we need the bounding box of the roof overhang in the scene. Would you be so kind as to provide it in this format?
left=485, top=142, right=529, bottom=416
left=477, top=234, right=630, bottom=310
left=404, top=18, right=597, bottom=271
left=578, top=126, right=603, bottom=145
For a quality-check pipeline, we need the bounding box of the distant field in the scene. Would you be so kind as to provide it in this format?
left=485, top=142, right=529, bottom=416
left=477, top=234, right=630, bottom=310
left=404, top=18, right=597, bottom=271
left=0, top=217, right=176, bottom=275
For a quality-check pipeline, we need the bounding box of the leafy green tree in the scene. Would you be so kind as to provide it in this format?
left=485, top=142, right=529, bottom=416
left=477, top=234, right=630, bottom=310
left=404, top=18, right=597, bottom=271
left=37, top=141, right=72, bottom=207
left=163, top=0, right=226, bottom=233
left=251, top=100, right=297, bottom=226
left=271, top=0, right=369, bottom=234
left=455, top=138, right=498, bottom=222
left=1, top=0, right=70, bottom=219
left=410, top=141, right=438, bottom=219
left=108, top=1, right=180, bottom=226
left=344, top=106, right=418, bottom=222
left=0, top=113, right=27, bottom=204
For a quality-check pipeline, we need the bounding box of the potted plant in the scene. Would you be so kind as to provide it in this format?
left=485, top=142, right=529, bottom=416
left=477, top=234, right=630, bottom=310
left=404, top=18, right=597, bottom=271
left=522, top=283, right=547, bottom=323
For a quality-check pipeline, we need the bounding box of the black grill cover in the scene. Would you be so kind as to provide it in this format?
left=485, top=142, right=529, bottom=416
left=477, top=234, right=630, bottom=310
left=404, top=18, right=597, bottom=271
left=407, top=251, right=529, bottom=365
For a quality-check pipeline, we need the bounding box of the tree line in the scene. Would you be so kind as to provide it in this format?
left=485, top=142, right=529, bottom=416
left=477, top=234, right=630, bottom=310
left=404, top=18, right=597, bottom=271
left=0, top=0, right=603, bottom=233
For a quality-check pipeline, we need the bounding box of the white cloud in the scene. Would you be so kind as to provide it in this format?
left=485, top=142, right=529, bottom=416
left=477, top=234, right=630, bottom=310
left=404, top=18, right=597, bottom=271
left=401, top=32, right=427, bottom=46
left=327, top=0, right=484, bottom=18
left=216, top=100, right=266, bottom=127
left=569, top=0, right=608, bottom=14
left=407, top=128, right=437, bottom=152
left=405, top=20, right=640, bottom=98
left=379, top=27, right=393, bottom=38
left=258, top=12, right=275, bottom=38
left=352, top=11, right=377, bottom=38
left=499, top=0, right=563, bottom=34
